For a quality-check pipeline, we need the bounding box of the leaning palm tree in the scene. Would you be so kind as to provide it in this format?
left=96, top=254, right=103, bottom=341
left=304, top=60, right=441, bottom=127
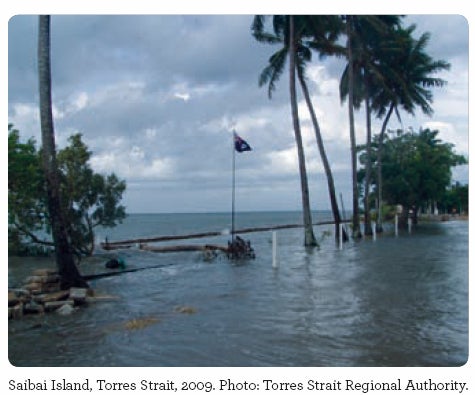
left=288, top=16, right=318, bottom=246
left=370, top=24, right=450, bottom=230
left=253, top=15, right=348, bottom=243
left=38, top=15, right=88, bottom=289
left=301, top=16, right=349, bottom=242
left=252, top=15, right=317, bottom=246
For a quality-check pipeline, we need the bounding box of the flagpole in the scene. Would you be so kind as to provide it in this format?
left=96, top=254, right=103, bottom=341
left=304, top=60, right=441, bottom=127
left=231, top=131, right=236, bottom=243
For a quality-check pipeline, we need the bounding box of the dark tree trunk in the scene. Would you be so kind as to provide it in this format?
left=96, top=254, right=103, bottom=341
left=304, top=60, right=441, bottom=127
left=38, top=15, right=88, bottom=289
left=376, top=103, right=394, bottom=232
left=297, top=69, right=348, bottom=243
left=289, top=16, right=317, bottom=247
left=363, top=72, right=372, bottom=236
left=346, top=16, right=362, bottom=239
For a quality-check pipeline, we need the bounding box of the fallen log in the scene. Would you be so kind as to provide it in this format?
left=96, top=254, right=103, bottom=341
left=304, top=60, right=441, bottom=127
left=102, top=243, right=132, bottom=251
left=82, top=263, right=176, bottom=281
left=100, top=231, right=223, bottom=248
left=138, top=243, right=229, bottom=253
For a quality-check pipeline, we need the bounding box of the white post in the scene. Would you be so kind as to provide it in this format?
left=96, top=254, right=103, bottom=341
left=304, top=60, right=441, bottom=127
left=339, top=223, right=343, bottom=250
left=272, top=231, right=278, bottom=268
left=372, top=221, right=376, bottom=241
left=408, top=217, right=412, bottom=233
left=395, top=214, right=399, bottom=236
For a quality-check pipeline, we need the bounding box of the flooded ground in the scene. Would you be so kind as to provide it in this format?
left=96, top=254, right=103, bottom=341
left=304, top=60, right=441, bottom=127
left=8, top=213, right=468, bottom=367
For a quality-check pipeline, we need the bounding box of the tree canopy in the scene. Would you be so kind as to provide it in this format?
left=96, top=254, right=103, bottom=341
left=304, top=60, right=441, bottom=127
left=8, top=125, right=127, bottom=257
left=359, top=127, right=467, bottom=222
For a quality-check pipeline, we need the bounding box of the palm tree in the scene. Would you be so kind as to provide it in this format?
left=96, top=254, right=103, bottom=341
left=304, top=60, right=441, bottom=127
left=253, top=15, right=347, bottom=243
left=370, top=24, right=450, bottom=230
left=341, top=15, right=362, bottom=239
left=301, top=16, right=349, bottom=242
left=38, top=15, right=88, bottom=289
left=340, top=15, right=402, bottom=236
left=252, top=15, right=317, bottom=246
left=288, top=16, right=318, bottom=246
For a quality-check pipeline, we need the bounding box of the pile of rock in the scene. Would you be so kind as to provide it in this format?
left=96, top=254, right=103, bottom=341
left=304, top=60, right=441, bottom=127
left=8, top=268, right=90, bottom=319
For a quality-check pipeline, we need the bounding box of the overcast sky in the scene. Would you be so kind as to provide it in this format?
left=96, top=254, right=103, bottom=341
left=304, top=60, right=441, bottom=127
left=7, top=14, right=469, bottom=214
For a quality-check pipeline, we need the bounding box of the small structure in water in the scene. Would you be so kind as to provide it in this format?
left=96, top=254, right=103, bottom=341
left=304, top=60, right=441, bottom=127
left=105, top=257, right=126, bottom=269
left=227, top=236, right=255, bottom=260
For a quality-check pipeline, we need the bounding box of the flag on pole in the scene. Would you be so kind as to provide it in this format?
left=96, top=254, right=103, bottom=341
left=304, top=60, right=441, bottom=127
left=233, top=131, right=252, bottom=152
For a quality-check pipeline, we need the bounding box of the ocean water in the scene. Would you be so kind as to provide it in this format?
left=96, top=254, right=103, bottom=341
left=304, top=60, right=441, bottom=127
left=8, top=211, right=468, bottom=367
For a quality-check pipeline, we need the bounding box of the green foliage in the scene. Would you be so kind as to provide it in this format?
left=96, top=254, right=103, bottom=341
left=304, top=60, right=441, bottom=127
left=362, top=127, right=467, bottom=214
left=8, top=125, right=127, bottom=257
left=439, top=182, right=468, bottom=214
left=8, top=124, right=49, bottom=251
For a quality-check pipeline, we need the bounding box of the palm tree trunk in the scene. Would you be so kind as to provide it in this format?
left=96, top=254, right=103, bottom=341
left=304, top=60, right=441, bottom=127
left=346, top=16, right=362, bottom=239
left=38, top=15, right=88, bottom=289
left=297, top=69, right=348, bottom=243
left=289, top=16, right=317, bottom=247
left=376, top=103, right=394, bottom=232
left=363, top=72, right=373, bottom=236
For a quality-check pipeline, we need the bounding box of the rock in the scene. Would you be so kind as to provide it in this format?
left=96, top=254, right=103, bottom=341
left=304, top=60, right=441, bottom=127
left=33, top=290, right=70, bottom=304
left=41, top=282, right=61, bottom=293
left=69, top=287, right=88, bottom=305
left=23, top=282, right=43, bottom=293
left=9, top=303, right=24, bottom=319
left=9, top=288, right=31, bottom=297
left=8, top=291, right=19, bottom=307
left=25, top=275, right=44, bottom=284
left=25, top=274, right=60, bottom=284
left=44, top=300, right=74, bottom=312
left=56, top=304, right=75, bottom=316
left=32, top=268, right=57, bottom=276
left=23, top=302, right=44, bottom=315
left=9, top=268, right=100, bottom=319
left=42, top=274, right=61, bottom=284
left=23, top=281, right=61, bottom=294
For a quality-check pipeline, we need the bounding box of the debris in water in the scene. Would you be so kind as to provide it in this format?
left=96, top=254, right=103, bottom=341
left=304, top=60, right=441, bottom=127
left=123, top=316, right=159, bottom=330
left=175, top=306, right=197, bottom=314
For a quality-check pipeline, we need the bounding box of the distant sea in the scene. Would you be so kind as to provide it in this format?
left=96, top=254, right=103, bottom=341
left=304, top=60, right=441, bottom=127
left=94, top=211, right=335, bottom=245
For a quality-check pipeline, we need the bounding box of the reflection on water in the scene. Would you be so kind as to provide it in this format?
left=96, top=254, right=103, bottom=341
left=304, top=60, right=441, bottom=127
left=8, top=215, right=468, bottom=367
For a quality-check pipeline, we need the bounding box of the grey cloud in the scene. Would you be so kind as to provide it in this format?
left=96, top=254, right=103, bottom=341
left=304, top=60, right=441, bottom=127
left=8, top=14, right=468, bottom=213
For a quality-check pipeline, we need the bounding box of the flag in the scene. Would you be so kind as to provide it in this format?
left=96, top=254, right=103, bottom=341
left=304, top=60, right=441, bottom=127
left=234, top=131, right=252, bottom=152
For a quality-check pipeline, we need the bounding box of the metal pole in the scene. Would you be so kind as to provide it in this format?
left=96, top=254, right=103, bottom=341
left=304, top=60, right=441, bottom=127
left=372, top=221, right=376, bottom=241
left=339, top=223, right=343, bottom=250
left=231, top=132, right=236, bottom=244
left=395, top=214, right=398, bottom=237
left=272, top=231, right=278, bottom=268
left=339, top=192, right=349, bottom=238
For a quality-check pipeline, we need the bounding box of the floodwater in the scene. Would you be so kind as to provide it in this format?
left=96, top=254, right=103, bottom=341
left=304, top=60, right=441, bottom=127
left=8, top=212, right=468, bottom=367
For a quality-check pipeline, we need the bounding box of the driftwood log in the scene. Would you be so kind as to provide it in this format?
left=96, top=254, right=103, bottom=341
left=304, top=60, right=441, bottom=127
left=138, top=243, right=229, bottom=253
